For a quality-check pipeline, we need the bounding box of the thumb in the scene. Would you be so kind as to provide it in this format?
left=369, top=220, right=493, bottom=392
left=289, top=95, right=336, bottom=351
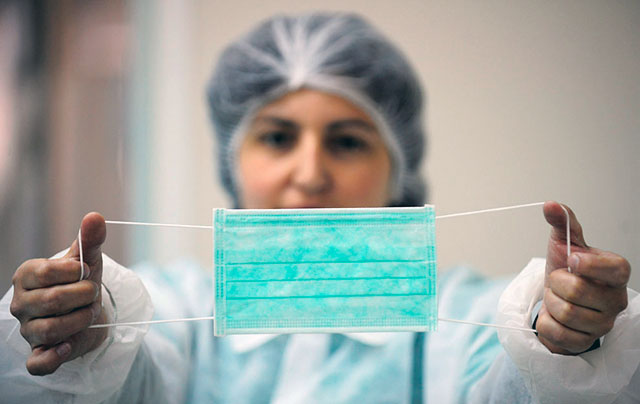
left=543, top=201, right=587, bottom=248
left=65, top=212, right=107, bottom=281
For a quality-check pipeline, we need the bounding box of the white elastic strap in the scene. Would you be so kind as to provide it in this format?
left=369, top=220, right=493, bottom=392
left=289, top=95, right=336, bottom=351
left=89, top=316, right=216, bottom=329
left=103, top=202, right=548, bottom=230
left=90, top=315, right=536, bottom=333
left=560, top=205, right=572, bottom=272
left=78, top=227, right=85, bottom=281
left=437, top=317, right=536, bottom=333
left=105, top=220, right=212, bottom=230
left=435, top=201, right=545, bottom=220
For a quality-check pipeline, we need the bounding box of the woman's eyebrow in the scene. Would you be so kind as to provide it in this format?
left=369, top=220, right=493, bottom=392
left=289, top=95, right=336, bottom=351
left=252, top=116, right=299, bottom=130
left=328, top=119, right=377, bottom=133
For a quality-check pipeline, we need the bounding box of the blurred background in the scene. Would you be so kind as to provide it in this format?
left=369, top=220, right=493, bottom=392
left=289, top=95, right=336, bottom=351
left=1, top=0, right=638, bottom=294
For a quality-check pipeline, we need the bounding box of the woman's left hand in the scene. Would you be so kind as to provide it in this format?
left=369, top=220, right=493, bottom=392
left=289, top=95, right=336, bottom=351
left=536, top=201, right=631, bottom=355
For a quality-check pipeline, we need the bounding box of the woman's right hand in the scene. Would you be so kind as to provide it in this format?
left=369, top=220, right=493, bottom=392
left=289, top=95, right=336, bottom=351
left=9, top=212, right=108, bottom=375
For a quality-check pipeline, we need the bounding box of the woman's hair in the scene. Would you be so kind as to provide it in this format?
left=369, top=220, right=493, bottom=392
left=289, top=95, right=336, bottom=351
left=207, top=12, right=427, bottom=207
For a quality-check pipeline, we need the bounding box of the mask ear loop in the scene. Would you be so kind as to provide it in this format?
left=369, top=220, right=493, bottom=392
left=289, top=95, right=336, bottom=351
left=560, top=205, right=572, bottom=273
left=78, top=227, right=85, bottom=281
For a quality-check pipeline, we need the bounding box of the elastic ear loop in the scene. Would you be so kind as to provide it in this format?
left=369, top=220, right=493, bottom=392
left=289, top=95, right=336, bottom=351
left=436, top=202, right=571, bottom=331
left=78, top=227, right=85, bottom=281
left=88, top=202, right=571, bottom=333
left=561, top=205, right=572, bottom=272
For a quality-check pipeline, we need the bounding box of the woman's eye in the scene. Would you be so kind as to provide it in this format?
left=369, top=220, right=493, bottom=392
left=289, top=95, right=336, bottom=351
left=327, top=134, right=370, bottom=154
left=258, top=131, right=296, bottom=150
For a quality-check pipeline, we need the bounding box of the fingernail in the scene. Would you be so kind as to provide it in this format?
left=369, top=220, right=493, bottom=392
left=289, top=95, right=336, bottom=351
left=55, top=342, right=71, bottom=358
left=568, top=254, right=580, bottom=271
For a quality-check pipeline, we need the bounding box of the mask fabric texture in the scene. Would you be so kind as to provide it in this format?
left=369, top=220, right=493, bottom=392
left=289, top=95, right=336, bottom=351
left=213, top=206, right=437, bottom=336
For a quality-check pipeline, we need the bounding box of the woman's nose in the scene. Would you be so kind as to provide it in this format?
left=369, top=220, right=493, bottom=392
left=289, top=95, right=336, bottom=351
left=291, top=134, right=332, bottom=194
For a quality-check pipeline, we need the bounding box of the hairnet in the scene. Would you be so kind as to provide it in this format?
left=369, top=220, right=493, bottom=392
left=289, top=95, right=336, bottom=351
left=207, top=12, right=427, bottom=207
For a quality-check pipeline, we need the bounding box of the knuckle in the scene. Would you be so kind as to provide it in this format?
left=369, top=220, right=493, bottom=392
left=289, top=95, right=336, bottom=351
left=9, top=298, right=24, bottom=320
left=557, top=302, right=576, bottom=324
left=34, top=261, right=55, bottom=284
left=564, top=278, right=583, bottom=303
left=615, top=257, right=631, bottom=284
left=19, top=323, right=31, bottom=341
left=548, top=270, right=564, bottom=285
left=613, top=255, right=630, bottom=270
left=11, top=269, right=21, bottom=287
left=614, top=294, right=628, bottom=314
left=13, top=259, right=39, bottom=286
left=538, top=316, right=563, bottom=344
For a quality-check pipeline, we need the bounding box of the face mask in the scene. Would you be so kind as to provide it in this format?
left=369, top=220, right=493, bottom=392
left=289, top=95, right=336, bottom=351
left=213, top=206, right=437, bottom=336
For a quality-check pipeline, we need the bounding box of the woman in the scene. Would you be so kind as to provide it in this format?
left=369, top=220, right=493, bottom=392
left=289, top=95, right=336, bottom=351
left=1, top=12, right=637, bottom=403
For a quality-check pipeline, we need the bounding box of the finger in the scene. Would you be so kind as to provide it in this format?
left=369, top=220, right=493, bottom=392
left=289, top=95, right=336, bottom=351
left=21, top=302, right=101, bottom=347
left=64, top=212, right=106, bottom=273
left=12, top=281, right=100, bottom=320
left=543, top=288, right=612, bottom=336
left=569, top=251, right=631, bottom=288
left=536, top=304, right=597, bottom=354
left=17, top=259, right=88, bottom=290
left=549, top=269, right=628, bottom=314
left=543, top=201, right=587, bottom=248
left=63, top=315, right=108, bottom=363
left=26, top=342, right=72, bottom=376
left=25, top=308, right=108, bottom=376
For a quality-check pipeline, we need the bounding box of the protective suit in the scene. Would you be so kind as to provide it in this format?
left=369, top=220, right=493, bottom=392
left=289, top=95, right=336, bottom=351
left=2, top=11, right=639, bottom=403
left=1, top=256, right=639, bottom=403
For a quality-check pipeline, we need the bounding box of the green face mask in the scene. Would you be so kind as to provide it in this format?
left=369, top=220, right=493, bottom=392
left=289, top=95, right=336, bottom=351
left=213, top=206, right=437, bottom=336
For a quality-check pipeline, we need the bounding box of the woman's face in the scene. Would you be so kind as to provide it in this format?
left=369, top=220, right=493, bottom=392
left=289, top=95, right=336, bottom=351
left=237, top=89, right=392, bottom=209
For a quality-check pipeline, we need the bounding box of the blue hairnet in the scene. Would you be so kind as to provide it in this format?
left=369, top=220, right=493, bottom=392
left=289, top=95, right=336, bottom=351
left=207, top=12, right=427, bottom=207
